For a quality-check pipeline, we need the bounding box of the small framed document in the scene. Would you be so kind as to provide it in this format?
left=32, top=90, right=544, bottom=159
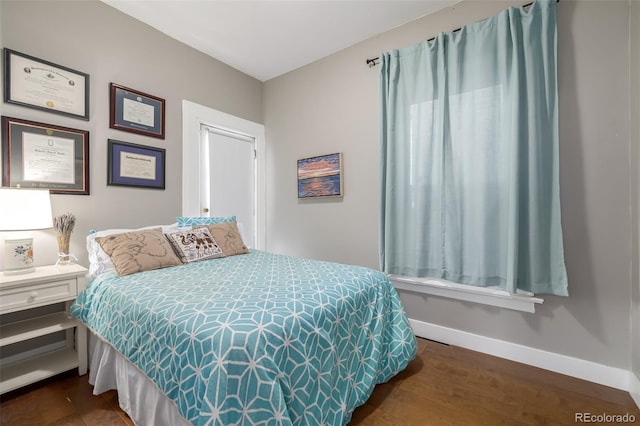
left=3, top=49, right=90, bottom=120
left=109, top=83, right=165, bottom=139
left=107, top=139, right=165, bottom=189
left=1, top=116, right=90, bottom=195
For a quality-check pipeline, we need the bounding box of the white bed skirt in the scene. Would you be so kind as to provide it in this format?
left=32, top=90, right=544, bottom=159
left=88, top=332, right=191, bottom=426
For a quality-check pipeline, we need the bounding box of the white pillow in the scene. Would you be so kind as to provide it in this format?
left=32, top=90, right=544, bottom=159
left=87, top=223, right=183, bottom=278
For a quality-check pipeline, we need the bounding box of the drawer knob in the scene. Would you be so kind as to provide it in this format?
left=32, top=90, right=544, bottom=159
left=28, top=291, right=39, bottom=301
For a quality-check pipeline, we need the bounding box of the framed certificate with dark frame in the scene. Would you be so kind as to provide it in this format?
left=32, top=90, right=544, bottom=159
left=107, top=139, right=165, bottom=190
left=3, top=49, right=90, bottom=120
left=109, top=83, right=165, bottom=139
left=1, top=116, right=90, bottom=195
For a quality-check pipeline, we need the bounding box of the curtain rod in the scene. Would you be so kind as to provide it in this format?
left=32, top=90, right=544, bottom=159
left=365, top=0, right=556, bottom=68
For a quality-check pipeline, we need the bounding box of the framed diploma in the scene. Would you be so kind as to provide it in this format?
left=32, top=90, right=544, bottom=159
left=1, top=116, right=90, bottom=195
left=3, top=49, right=90, bottom=120
left=107, top=139, right=165, bottom=189
left=109, top=83, right=165, bottom=139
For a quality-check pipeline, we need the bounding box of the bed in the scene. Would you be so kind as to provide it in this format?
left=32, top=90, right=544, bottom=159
left=71, top=221, right=417, bottom=425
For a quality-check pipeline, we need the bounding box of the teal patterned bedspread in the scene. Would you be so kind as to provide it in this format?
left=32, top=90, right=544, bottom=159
left=71, top=250, right=417, bottom=425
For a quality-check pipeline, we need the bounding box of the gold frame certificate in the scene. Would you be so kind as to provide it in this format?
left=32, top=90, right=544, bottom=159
left=3, top=49, right=90, bottom=120
left=22, top=133, right=76, bottom=184
left=119, top=151, right=157, bottom=180
left=1, top=116, right=90, bottom=195
left=109, top=83, right=165, bottom=139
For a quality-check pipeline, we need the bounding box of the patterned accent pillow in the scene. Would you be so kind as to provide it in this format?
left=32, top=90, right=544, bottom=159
left=87, top=223, right=182, bottom=278
left=177, top=216, right=236, bottom=228
left=166, top=227, right=224, bottom=263
left=96, top=228, right=182, bottom=276
left=198, top=221, right=249, bottom=256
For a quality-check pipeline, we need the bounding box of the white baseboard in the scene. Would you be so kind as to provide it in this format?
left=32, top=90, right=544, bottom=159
left=410, top=318, right=634, bottom=393
left=631, top=372, right=640, bottom=409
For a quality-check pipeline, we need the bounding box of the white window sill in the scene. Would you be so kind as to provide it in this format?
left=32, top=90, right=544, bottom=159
left=388, top=274, right=544, bottom=313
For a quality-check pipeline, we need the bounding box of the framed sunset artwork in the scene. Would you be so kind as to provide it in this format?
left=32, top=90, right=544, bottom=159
left=297, top=152, right=343, bottom=199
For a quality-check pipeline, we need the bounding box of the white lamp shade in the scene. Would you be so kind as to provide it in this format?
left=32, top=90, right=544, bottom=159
left=0, top=188, right=53, bottom=231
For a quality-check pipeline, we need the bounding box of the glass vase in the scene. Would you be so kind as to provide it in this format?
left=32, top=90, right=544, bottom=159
left=56, top=233, right=72, bottom=265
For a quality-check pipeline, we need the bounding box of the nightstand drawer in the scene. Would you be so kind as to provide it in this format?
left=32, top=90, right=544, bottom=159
left=0, top=279, right=77, bottom=314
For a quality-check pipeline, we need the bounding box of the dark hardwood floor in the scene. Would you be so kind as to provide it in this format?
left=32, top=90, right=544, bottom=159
left=1, top=338, right=638, bottom=425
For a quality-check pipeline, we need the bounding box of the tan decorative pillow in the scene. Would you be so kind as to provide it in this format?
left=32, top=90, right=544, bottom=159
left=165, top=227, right=224, bottom=263
left=198, top=221, right=249, bottom=256
left=96, top=227, right=182, bottom=276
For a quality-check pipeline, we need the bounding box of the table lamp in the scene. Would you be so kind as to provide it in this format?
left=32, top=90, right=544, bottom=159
left=0, top=188, right=53, bottom=275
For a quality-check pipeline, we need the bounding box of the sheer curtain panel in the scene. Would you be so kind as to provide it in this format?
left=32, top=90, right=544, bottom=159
left=379, top=0, right=568, bottom=296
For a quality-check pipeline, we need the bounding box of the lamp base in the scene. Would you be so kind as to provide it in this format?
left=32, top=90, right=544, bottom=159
left=2, top=237, right=35, bottom=275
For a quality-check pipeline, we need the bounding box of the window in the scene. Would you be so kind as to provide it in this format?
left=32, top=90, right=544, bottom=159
left=379, top=0, right=568, bottom=299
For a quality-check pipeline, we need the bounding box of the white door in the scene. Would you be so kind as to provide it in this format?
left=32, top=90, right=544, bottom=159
left=201, top=125, right=256, bottom=247
left=182, top=100, right=265, bottom=250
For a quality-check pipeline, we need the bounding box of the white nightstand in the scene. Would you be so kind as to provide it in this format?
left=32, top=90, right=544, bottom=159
left=0, top=264, right=88, bottom=394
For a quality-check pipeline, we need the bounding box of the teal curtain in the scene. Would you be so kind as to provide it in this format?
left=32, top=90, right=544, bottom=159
left=379, top=0, right=568, bottom=296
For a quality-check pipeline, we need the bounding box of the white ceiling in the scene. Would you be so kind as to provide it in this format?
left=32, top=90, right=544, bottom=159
left=101, top=0, right=459, bottom=82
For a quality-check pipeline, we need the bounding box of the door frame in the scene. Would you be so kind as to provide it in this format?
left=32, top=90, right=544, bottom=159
left=182, top=99, right=266, bottom=249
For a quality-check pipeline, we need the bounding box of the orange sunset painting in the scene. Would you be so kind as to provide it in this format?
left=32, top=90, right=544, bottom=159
left=297, top=153, right=343, bottom=198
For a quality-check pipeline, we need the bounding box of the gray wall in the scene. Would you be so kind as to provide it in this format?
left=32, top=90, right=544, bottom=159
left=0, top=0, right=263, bottom=268
left=264, top=0, right=634, bottom=370
left=631, top=0, right=640, bottom=386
